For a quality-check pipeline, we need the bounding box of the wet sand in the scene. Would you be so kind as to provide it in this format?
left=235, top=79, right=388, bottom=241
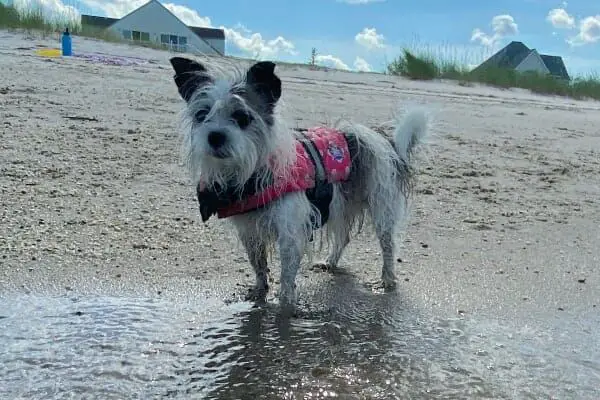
left=1, top=31, right=599, bottom=398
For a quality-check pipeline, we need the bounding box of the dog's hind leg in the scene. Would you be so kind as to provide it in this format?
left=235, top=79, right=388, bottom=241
left=312, top=187, right=355, bottom=272
left=313, top=215, right=352, bottom=272
left=368, top=200, right=398, bottom=290
left=312, top=233, right=350, bottom=273
left=240, top=234, right=270, bottom=302
left=374, top=226, right=397, bottom=289
left=324, top=231, right=350, bottom=270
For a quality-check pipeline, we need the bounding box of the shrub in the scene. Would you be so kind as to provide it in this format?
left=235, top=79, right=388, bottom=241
left=387, top=49, right=438, bottom=80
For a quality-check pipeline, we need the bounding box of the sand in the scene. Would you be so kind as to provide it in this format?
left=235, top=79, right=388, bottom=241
left=1, top=30, right=599, bottom=324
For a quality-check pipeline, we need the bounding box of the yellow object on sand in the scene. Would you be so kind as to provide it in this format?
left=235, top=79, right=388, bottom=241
left=35, top=48, right=62, bottom=58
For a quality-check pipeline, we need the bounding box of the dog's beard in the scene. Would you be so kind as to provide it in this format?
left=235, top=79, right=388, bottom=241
left=183, top=122, right=292, bottom=195
left=183, top=131, right=251, bottom=190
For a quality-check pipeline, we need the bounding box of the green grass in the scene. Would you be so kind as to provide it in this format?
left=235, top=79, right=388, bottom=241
left=0, top=1, right=80, bottom=34
left=387, top=47, right=600, bottom=101
left=386, top=49, right=472, bottom=81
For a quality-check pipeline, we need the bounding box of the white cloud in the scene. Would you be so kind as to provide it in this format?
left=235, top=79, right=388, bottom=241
left=568, top=15, right=600, bottom=46
left=223, top=26, right=297, bottom=58
left=163, top=2, right=212, bottom=27
left=545, top=5, right=600, bottom=47
left=471, top=14, right=518, bottom=47
left=547, top=8, right=575, bottom=29
left=355, top=27, right=385, bottom=50
left=80, top=0, right=146, bottom=18
left=315, top=54, right=350, bottom=70
left=12, top=0, right=80, bottom=21
left=353, top=56, right=371, bottom=72
left=78, top=1, right=296, bottom=57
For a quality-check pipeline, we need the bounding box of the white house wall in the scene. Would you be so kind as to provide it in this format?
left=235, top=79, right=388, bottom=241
left=515, top=50, right=550, bottom=74
left=183, top=36, right=224, bottom=55
left=203, top=38, right=225, bottom=55
left=109, top=0, right=221, bottom=56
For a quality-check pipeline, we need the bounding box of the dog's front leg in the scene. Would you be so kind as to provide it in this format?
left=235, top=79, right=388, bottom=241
left=240, top=235, right=270, bottom=303
left=274, top=201, right=311, bottom=311
left=277, top=231, right=305, bottom=311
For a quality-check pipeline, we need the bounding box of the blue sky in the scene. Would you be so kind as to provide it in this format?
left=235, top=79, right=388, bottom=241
left=15, top=0, right=600, bottom=75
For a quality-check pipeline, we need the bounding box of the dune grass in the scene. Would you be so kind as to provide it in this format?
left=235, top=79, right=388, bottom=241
left=386, top=49, right=472, bottom=81
left=387, top=47, right=600, bottom=101
left=0, top=1, right=79, bottom=34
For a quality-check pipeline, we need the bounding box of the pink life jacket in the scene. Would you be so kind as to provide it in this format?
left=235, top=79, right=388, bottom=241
left=201, top=126, right=352, bottom=219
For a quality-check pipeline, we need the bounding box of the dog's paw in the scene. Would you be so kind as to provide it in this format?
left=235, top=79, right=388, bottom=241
left=278, top=302, right=298, bottom=318
left=245, top=285, right=269, bottom=303
left=310, top=261, right=335, bottom=273
left=311, top=261, right=349, bottom=275
left=366, top=279, right=397, bottom=294
left=277, top=284, right=298, bottom=314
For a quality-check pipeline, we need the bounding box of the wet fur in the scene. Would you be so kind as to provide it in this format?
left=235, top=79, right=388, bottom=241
left=169, top=57, right=428, bottom=311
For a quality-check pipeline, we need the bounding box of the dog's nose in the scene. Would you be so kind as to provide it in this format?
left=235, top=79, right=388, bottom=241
left=207, top=131, right=227, bottom=149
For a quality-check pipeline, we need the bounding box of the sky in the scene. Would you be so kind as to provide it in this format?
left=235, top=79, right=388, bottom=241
left=9, top=0, right=600, bottom=76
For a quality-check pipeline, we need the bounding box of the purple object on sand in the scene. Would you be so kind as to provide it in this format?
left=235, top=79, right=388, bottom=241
left=73, top=52, right=149, bottom=66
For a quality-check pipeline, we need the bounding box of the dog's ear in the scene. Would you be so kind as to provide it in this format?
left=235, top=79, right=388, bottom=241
left=169, top=57, right=211, bottom=102
left=245, top=61, right=281, bottom=109
left=170, top=57, right=206, bottom=75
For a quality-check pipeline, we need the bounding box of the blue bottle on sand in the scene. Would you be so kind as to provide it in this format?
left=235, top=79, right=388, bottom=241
left=61, top=27, right=72, bottom=56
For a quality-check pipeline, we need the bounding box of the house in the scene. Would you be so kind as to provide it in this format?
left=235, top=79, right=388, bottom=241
left=472, top=41, right=570, bottom=80
left=81, top=0, right=225, bottom=56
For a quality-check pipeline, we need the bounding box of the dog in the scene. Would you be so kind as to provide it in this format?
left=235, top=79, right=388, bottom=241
left=169, top=56, right=428, bottom=310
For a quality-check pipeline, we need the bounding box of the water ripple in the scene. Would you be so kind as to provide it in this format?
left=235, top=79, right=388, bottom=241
left=0, top=285, right=598, bottom=399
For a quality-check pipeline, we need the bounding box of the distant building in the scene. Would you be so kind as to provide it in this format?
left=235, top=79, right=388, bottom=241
left=81, top=0, right=225, bottom=56
left=472, top=41, right=570, bottom=80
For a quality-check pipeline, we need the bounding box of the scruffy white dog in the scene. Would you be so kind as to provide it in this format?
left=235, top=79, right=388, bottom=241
left=169, top=57, right=428, bottom=310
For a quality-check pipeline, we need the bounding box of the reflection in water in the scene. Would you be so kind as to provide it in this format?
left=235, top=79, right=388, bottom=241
left=1, top=277, right=598, bottom=399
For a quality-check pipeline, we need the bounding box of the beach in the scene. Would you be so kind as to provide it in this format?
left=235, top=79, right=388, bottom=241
left=1, top=31, right=599, bottom=398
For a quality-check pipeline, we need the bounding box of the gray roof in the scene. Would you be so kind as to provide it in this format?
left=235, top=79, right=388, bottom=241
left=473, top=41, right=570, bottom=80
left=189, top=26, right=225, bottom=40
left=474, top=41, right=531, bottom=71
left=540, top=54, right=570, bottom=80
left=81, top=15, right=118, bottom=28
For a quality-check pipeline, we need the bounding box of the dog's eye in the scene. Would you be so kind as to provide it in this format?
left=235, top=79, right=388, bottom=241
left=231, top=110, right=253, bottom=129
left=195, top=108, right=210, bottom=122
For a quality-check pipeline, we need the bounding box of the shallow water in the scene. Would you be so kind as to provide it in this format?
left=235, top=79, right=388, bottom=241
left=1, top=278, right=599, bottom=399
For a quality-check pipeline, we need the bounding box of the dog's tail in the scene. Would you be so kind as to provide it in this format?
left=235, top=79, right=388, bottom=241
left=392, top=109, right=428, bottom=161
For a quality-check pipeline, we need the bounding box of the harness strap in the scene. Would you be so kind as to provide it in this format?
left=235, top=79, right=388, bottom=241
left=299, top=133, right=333, bottom=241
left=300, top=135, right=327, bottom=185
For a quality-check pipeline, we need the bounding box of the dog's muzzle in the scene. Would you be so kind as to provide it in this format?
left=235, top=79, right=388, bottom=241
left=207, top=131, right=230, bottom=158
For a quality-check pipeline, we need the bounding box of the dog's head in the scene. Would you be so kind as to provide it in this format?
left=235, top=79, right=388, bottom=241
left=169, top=57, right=283, bottom=189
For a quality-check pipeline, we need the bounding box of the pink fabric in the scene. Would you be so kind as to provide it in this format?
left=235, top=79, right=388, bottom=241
left=217, top=127, right=351, bottom=218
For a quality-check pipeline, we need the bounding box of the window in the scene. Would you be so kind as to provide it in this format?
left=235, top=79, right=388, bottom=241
left=158, top=34, right=188, bottom=52
left=122, top=30, right=131, bottom=40
left=131, top=30, right=150, bottom=42
left=178, top=36, right=187, bottom=53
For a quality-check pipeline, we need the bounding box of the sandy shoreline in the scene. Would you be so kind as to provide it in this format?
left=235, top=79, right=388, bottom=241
left=1, top=31, right=599, bottom=323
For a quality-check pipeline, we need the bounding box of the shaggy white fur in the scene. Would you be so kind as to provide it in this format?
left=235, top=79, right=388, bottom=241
left=169, top=56, right=428, bottom=312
